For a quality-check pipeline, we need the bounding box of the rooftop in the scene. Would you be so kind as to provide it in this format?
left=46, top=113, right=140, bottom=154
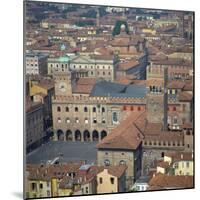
left=148, top=174, right=193, bottom=190
left=90, top=80, right=147, bottom=98
left=97, top=111, right=144, bottom=150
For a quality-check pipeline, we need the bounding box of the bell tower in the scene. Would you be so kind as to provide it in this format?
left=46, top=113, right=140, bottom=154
left=54, top=71, right=72, bottom=97
left=146, top=62, right=168, bottom=130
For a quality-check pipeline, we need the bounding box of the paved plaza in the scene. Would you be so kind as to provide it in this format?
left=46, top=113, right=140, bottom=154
left=26, top=141, right=98, bottom=164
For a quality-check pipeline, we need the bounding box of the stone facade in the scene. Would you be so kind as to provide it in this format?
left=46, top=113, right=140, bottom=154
left=48, top=55, right=118, bottom=81
left=97, top=144, right=142, bottom=190
left=26, top=101, right=44, bottom=152
left=26, top=52, right=48, bottom=75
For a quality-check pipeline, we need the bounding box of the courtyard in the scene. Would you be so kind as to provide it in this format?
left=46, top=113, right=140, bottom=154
left=26, top=141, right=98, bottom=164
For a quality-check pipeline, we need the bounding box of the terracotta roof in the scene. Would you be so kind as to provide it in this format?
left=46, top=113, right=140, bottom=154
left=97, top=112, right=144, bottom=150
left=147, top=79, right=164, bottom=87
left=27, top=163, right=82, bottom=181
left=73, top=78, right=97, bottom=94
left=76, top=78, right=97, bottom=85
left=73, top=85, right=94, bottom=94
left=115, top=76, right=135, bottom=85
left=118, top=59, right=139, bottom=71
left=167, top=80, right=185, bottom=89
left=178, top=91, right=193, bottom=101
left=183, top=80, right=193, bottom=91
left=94, top=47, right=112, bottom=56
left=181, top=122, right=193, bottom=129
left=165, top=152, right=193, bottom=162
left=157, top=161, right=170, bottom=168
left=152, top=58, right=191, bottom=66
left=144, top=131, right=184, bottom=143
left=148, top=174, right=193, bottom=190
left=98, top=165, right=127, bottom=178
left=143, top=123, right=163, bottom=135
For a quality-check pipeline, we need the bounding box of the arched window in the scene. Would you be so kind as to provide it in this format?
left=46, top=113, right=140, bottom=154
left=84, top=118, right=88, bottom=124
left=112, top=112, right=118, bottom=123
left=93, top=118, right=97, bottom=124
left=57, top=106, right=61, bottom=112
left=84, top=107, right=88, bottom=112
left=161, top=152, right=165, bottom=157
left=93, top=107, right=96, bottom=112
left=102, top=107, right=105, bottom=113
left=173, top=106, right=176, bottom=111
left=138, top=106, right=141, bottom=111
left=104, top=159, right=110, bottom=166
left=66, top=107, right=69, bottom=112
left=75, top=117, right=79, bottom=123
left=65, top=118, right=70, bottom=123
left=75, top=107, right=78, bottom=112
left=119, top=160, right=126, bottom=165
left=123, top=105, right=127, bottom=111
left=57, top=117, right=61, bottom=123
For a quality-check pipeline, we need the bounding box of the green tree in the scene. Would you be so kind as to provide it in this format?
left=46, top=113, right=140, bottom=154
left=112, top=20, right=129, bottom=36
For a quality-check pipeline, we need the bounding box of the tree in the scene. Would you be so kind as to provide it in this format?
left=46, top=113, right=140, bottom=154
left=112, top=20, right=129, bottom=36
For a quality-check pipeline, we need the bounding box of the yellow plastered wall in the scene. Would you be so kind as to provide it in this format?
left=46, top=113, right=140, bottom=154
left=156, top=166, right=166, bottom=174
left=51, top=178, right=58, bottom=197
left=58, top=188, right=73, bottom=196
left=174, top=161, right=193, bottom=176
left=29, top=80, right=48, bottom=96
left=97, top=169, right=118, bottom=194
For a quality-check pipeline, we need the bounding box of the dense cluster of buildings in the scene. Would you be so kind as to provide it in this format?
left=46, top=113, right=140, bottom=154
left=25, top=2, right=194, bottom=198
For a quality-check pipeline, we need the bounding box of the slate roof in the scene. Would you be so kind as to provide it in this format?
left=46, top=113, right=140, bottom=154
left=90, top=81, right=147, bottom=98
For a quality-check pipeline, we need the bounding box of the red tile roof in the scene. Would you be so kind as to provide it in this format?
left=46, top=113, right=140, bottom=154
left=73, top=78, right=97, bottom=94
left=118, top=60, right=139, bottom=71
left=157, top=161, right=170, bottom=168
left=178, top=91, right=193, bottom=101
left=165, top=152, right=193, bottom=162
left=98, top=165, right=127, bottom=178
left=148, top=174, right=193, bottom=190
left=97, top=112, right=144, bottom=150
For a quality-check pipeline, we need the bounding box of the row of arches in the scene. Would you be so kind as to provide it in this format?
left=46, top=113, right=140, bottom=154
left=56, top=129, right=107, bottom=142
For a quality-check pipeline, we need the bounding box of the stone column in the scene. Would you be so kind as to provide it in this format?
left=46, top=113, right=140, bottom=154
left=72, top=131, right=75, bottom=142
left=81, top=132, right=84, bottom=142
left=99, top=132, right=101, bottom=142
left=63, top=132, right=66, bottom=141
left=53, top=130, right=58, bottom=141
left=90, top=132, right=93, bottom=142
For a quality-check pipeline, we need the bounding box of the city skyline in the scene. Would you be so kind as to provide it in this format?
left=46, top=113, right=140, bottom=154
left=24, top=1, right=194, bottom=199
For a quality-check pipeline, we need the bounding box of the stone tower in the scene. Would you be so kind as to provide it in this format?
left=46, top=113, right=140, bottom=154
left=146, top=62, right=168, bottom=130
left=54, top=71, right=72, bottom=97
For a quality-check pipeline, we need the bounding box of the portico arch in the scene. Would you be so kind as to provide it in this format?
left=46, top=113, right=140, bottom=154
left=57, top=129, right=64, bottom=141
left=101, top=130, right=107, bottom=140
left=66, top=130, right=73, bottom=141
left=83, top=130, right=90, bottom=141
left=92, top=130, right=99, bottom=141
left=75, top=130, right=81, bottom=141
